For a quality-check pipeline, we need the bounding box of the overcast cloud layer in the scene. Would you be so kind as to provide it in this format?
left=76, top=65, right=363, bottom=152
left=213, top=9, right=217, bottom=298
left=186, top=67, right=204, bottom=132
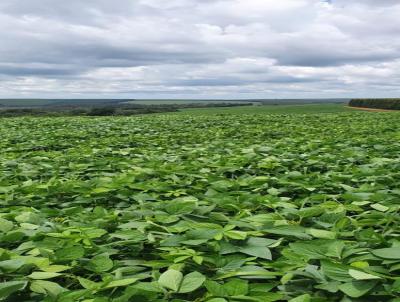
left=0, top=0, right=399, bottom=98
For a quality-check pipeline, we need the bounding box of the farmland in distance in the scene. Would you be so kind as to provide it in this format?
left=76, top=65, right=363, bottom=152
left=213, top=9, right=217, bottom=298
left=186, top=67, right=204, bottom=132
left=1, top=106, right=400, bottom=301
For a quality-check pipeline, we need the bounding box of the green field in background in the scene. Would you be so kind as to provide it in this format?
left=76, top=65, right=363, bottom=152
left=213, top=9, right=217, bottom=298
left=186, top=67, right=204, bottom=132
left=175, top=103, right=353, bottom=115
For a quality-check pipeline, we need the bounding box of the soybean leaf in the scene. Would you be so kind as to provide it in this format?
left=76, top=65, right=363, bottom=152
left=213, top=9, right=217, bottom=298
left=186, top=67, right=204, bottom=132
left=338, top=280, right=378, bottom=298
left=86, top=254, right=113, bottom=272
left=158, top=269, right=183, bottom=292
left=348, top=269, right=381, bottom=280
left=178, top=272, right=206, bottom=293
left=0, top=281, right=27, bottom=300
left=372, top=248, right=400, bottom=259
left=28, top=272, right=62, bottom=280
left=30, top=280, right=66, bottom=297
left=55, top=246, right=85, bottom=261
left=223, top=279, right=249, bottom=296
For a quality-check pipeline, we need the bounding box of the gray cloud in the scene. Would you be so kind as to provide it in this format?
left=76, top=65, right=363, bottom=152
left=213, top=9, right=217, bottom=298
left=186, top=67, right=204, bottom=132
left=0, top=0, right=399, bottom=98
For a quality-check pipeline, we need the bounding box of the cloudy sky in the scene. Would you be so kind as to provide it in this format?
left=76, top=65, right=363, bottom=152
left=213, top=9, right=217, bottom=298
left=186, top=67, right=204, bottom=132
left=0, top=0, right=399, bottom=99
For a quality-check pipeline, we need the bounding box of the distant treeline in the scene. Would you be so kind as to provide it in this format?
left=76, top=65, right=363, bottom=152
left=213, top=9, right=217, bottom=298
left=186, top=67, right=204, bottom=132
left=349, top=98, right=400, bottom=110
left=0, top=99, right=131, bottom=108
left=0, top=102, right=249, bottom=117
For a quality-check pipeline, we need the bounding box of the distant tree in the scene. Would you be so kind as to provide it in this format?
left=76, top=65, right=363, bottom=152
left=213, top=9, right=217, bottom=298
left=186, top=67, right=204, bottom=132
left=349, top=99, right=400, bottom=110
left=69, top=108, right=89, bottom=115
left=87, top=106, right=116, bottom=116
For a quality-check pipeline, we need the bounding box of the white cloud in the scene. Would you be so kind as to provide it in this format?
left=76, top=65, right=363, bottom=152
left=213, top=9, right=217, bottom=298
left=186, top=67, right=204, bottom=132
left=0, top=0, right=399, bottom=98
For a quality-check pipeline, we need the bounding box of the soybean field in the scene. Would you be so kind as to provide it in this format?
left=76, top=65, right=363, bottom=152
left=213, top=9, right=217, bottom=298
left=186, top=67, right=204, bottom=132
left=1, top=108, right=400, bottom=301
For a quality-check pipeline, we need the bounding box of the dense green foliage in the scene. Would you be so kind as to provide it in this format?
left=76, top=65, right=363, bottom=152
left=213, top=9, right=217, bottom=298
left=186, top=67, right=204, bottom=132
left=1, top=110, right=400, bottom=301
left=0, top=99, right=129, bottom=108
left=0, top=107, right=174, bottom=117
left=0, top=103, right=250, bottom=117
left=349, top=99, right=400, bottom=110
